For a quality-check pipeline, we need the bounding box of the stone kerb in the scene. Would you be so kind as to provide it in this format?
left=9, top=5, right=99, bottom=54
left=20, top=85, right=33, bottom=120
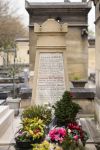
left=32, top=19, right=69, bottom=105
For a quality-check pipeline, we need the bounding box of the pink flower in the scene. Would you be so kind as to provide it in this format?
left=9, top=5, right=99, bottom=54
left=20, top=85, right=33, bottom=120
left=74, top=135, right=79, bottom=141
left=48, top=127, right=66, bottom=143
left=58, top=128, right=66, bottom=136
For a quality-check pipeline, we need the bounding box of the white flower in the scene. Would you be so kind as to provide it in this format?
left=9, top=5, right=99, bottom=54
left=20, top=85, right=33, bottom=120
left=68, top=129, right=71, bottom=133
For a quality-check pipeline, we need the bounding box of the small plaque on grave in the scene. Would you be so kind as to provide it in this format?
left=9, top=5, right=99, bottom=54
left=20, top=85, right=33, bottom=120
left=36, top=53, right=66, bottom=104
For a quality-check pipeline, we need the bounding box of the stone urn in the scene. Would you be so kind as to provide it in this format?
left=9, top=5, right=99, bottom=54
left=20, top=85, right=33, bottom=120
left=71, top=80, right=87, bottom=88
left=6, top=97, right=21, bottom=116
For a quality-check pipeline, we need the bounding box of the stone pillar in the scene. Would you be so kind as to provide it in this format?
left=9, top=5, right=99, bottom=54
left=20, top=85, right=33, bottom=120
left=32, top=19, right=69, bottom=105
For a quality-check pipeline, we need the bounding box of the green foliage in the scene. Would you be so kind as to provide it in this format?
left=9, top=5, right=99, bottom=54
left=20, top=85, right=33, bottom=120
left=22, top=105, right=52, bottom=125
left=53, top=91, right=81, bottom=126
left=32, top=141, right=50, bottom=150
left=73, top=76, right=80, bottom=80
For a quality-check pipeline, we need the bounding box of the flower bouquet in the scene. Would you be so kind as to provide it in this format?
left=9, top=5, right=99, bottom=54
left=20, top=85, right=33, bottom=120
left=22, top=117, right=45, bottom=143
left=15, top=117, right=45, bottom=149
left=61, top=122, right=89, bottom=150
left=46, top=122, right=88, bottom=150
left=48, top=127, right=66, bottom=144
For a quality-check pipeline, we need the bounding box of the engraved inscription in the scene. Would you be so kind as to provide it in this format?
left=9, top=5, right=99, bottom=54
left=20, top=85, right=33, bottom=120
left=36, top=53, right=66, bottom=104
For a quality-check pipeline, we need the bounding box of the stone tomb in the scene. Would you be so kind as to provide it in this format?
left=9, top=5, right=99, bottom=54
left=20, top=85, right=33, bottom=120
left=32, top=19, right=69, bottom=105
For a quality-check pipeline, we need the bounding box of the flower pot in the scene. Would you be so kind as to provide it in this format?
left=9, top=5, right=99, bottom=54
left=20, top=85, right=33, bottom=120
left=71, top=80, right=87, bottom=88
left=15, top=140, right=33, bottom=150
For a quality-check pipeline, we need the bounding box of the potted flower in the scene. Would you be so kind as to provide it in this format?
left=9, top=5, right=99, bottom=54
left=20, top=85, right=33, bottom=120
left=15, top=117, right=45, bottom=149
left=15, top=129, right=33, bottom=149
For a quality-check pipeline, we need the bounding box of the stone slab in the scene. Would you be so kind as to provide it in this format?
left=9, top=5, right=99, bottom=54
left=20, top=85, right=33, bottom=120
left=71, top=88, right=95, bottom=99
left=36, top=53, right=66, bottom=104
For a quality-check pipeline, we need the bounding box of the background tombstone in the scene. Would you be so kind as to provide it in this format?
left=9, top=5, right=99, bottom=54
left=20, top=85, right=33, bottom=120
left=32, top=19, right=69, bottom=105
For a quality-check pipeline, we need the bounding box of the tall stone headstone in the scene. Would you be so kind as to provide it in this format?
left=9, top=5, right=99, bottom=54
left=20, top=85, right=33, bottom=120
left=32, top=19, right=69, bottom=105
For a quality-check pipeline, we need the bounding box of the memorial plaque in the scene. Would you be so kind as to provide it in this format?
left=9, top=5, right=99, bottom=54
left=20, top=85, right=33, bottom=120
left=36, top=53, right=66, bottom=104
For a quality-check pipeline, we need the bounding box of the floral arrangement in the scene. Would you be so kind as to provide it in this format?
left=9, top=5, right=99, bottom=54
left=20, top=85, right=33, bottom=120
left=15, top=91, right=89, bottom=150
left=45, top=122, right=88, bottom=150
left=61, top=122, right=89, bottom=150
left=67, top=122, right=88, bottom=145
left=22, top=117, right=45, bottom=141
left=48, top=127, right=66, bottom=144
left=15, top=117, right=45, bottom=144
left=22, top=105, right=52, bottom=125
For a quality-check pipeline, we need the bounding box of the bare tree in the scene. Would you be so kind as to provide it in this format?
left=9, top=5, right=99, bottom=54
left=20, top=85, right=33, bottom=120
left=0, top=0, right=28, bottom=65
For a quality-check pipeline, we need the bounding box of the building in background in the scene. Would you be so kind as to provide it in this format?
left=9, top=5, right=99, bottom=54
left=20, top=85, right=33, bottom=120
left=0, top=38, right=29, bottom=66
left=15, top=38, right=29, bottom=65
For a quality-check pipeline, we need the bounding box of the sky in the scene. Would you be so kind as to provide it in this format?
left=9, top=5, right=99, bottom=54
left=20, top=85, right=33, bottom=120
left=12, top=0, right=95, bottom=32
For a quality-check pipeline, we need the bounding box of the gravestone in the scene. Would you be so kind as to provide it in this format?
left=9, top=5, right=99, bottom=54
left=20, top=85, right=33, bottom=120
left=32, top=19, right=69, bottom=105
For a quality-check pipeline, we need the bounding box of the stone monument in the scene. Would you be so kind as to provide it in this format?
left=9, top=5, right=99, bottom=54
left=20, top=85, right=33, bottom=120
left=32, top=19, right=69, bottom=105
left=25, top=1, right=91, bottom=80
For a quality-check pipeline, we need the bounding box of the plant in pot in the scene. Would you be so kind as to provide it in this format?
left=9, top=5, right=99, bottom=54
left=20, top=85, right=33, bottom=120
left=53, top=91, right=81, bottom=127
left=21, top=105, right=52, bottom=126
left=15, top=117, right=45, bottom=150
left=71, top=76, right=87, bottom=88
left=15, top=129, right=33, bottom=150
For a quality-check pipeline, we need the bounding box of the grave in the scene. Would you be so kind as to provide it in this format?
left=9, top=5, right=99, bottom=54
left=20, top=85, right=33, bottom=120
left=32, top=19, right=69, bottom=105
